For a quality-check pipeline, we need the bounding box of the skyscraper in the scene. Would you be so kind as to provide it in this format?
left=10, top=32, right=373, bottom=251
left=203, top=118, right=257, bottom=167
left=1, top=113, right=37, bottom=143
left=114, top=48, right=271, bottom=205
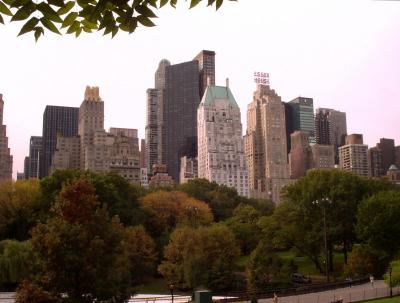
left=140, top=138, right=146, bottom=168
left=0, top=94, right=13, bottom=180
left=368, top=147, right=383, bottom=177
left=244, top=85, right=290, bottom=203
left=145, top=51, right=216, bottom=182
left=197, top=80, right=248, bottom=197
left=315, top=108, right=347, bottom=163
left=23, top=136, right=42, bottom=179
left=339, top=134, right=370, bottom=177
left=40, top=105, right=79, bottom=178
left=377, top=138, right=395, bottom=174
left=285, top=97, right=315, bottom=151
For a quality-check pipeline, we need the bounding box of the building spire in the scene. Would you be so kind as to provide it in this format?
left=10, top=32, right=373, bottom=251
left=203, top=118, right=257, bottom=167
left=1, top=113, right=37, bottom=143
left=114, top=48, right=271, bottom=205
left=84, top=86, right=101, bottom=102
left=226, top=78, right=229, bottom=88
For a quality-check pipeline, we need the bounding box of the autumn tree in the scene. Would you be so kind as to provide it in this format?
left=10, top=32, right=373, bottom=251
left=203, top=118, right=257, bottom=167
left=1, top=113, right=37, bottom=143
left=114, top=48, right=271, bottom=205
left=23, top=178, right=131, bottom=303
left=158, top=224, right=240, bottom=291
left=384, top=260, right=400, bottom=288
left=0, top=179, right=45, bottom=241
left=0, top=0, right=236, bottom=40
left=140, top=190, right=213, bottom=237
left=124, top=225, right=157, bottom=285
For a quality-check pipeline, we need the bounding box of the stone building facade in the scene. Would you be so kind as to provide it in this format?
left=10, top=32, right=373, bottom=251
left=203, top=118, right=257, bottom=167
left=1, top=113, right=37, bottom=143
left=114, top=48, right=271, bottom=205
left=244, top=85, right=290, bottom=203
left=179, top=156, right=198, bottom=184
left=197, top=81, right=249, bottom=197
left=339, top=134, right=370, bottom=177
left=0, top=94, right=12, bottom=180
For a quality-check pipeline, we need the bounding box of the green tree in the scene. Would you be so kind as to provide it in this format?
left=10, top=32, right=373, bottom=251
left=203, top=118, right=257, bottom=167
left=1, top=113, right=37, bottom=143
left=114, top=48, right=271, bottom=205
left=225, top=204, right=262, bottom=255
left=40, top=169, right=147, bottom=226
left=0, top=240, right=32, bottom=290
left=24, top=178, right=131, bottom=303
left=246, top=240, right=285, bottom=290
left=0, top=179, right=45, bottom=241
left=124, top=225, right=157, bottom=285
left=384, top=260, right=400, bottom=287
left=158, top=224, right=240, bottom=291
left=356, top=190, right=400, bottom=259
left=0, top=0, right=235, bottom=40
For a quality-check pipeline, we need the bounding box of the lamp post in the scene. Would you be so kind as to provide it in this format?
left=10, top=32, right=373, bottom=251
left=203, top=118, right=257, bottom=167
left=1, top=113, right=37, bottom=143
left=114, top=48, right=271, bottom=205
left=389, top=266, right=393, bottom=298
left=312, top=197, right=332, bottom=283
left=169, top=283, right=175, bottom=303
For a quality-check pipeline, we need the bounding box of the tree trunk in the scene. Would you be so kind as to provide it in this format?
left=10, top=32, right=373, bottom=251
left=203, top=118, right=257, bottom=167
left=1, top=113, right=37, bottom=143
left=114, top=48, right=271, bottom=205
left=329, top=243, right=334, bottom=272
left=343, top=240, right=348, bottom=265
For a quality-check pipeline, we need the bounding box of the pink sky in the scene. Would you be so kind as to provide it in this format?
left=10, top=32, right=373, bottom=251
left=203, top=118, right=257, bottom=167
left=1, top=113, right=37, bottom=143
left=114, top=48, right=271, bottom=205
left=0, top=0, right=399, bottom=177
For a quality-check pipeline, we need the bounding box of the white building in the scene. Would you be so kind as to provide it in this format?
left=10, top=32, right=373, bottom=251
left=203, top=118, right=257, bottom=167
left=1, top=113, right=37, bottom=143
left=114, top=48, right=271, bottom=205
left=197, top=80, right=249, bottom=197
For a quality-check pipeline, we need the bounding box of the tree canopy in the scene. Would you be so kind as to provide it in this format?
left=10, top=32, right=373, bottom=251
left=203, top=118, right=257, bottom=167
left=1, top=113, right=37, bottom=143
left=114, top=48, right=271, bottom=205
left=0, top=0, right=236, bottom=40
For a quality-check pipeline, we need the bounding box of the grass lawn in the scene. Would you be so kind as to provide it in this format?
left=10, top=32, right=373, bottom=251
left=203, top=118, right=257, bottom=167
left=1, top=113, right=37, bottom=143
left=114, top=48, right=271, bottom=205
left=133, top=278, right=169, bottom=294
left=361, top=296, right=400, bottom=303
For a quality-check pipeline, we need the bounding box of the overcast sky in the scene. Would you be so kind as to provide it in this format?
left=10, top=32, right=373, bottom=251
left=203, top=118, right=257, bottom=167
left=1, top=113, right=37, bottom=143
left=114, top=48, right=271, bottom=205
left=0, top=0, right=399, bottom=177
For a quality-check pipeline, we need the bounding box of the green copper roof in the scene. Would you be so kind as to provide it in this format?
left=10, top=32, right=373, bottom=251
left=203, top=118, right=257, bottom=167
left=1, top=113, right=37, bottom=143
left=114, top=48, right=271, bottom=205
left=201, top=85, right=238, bottom=107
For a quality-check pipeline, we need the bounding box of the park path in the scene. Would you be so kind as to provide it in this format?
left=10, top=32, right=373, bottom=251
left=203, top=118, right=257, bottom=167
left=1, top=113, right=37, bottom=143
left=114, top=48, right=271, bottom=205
left=258, top=280, right=399, bottom=303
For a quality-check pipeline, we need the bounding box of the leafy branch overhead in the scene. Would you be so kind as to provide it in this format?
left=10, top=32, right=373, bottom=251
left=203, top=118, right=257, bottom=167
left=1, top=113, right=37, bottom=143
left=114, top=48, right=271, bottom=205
left=0, top=0, right=236, bottom=40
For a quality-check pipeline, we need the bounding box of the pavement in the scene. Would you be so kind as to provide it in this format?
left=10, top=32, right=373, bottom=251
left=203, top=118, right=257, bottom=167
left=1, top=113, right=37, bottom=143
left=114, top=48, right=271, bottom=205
left=259, top=280, right=399, bottom=303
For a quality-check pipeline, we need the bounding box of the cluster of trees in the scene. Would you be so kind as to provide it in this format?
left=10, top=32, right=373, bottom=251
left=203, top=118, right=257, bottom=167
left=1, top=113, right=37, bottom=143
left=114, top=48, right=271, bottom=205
left=1, top=168, right=400, bottom=301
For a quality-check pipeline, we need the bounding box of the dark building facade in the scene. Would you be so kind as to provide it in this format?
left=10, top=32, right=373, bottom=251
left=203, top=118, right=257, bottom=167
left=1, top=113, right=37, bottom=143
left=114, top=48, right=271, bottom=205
left=164, top=60, right=201, bottom=181
left=24, top=136, right=42, bottom=178
left=193, top=50, right=216, bottom=99
left=285, top=97, right=315, bottom=153
left=377, top=138, right=395, bottom=174
left=40, top=106, right=79, bottom=178
left=315, top=108, right=347, bottom=164
left=368, top=147, right=383, bottom=177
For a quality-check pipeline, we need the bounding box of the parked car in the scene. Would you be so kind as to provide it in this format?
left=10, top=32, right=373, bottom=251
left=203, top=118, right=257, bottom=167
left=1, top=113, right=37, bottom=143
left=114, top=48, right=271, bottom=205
left=291, top=273, right=311, bottom=284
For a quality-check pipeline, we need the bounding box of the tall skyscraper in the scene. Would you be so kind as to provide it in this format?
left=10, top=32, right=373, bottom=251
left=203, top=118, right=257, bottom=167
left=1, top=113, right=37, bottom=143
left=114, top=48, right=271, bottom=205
left=23, top=136, right=42, bottom=179
left=377, top=138, right=395, bottom=174
left=40, top=105, right=79, bottom=178
left=285, top=97, right=315, bottom=151
left=368, top=147, right=383, bottom=177
left=197, top=80, right=248, bottom=197
left=315, top=108, right=347, bottom=163
left=339, top=134, right=370, bottom=177
left=395, top=146, right=400, bottom=168
left=145, top=59, right=170, bottom=173
left=244, top=85, right=290, bottom=203
left=145, top=51, right=216, bottom=182
left=140, top=138, right=146, bottom=168
left=0, top=94, right=13, bottom=180
left=193, top=50, right=216, bottom=98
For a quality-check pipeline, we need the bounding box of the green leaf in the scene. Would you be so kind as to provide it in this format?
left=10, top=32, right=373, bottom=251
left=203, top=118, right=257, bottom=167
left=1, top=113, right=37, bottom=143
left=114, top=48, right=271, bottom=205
left=2, top=0, right=13, bottom=5
left=0, top=14, right=4, bottom=24
left=57, top=1, right=74, bottom=15
left=190, top=0, right=201, bottom=9
left=137, top=15, right=155, bottom=27
left=48, top=0, right=65, bottom=7
left=9, top=0, right=29, bottom=8
left=37, top=2, right=63, bottom=22
left=34, top=26, right=44, bottom=41
left=18, top=16, right=38, bottom=35
left=11, top=2, right=35, bottom=21
left=40, top=16, right=61, bottom=34
left=170, top=0, right=177, bottom=8
left=111, top=26, right=118, bottom=38
left=75, top=26, right=82, bottom=36
left=147, top=0, right=157, bottom=8
left=61, top=11, right=77, bottom=28
left=135, top=4, right=156, bottom=18
left=66, top=19, right=79, bottom=33
left=159, top=0, right=168, bottom=8
left=82, top=18, right=97, bottom=29
left=216, top=0, right=223, bottom=10
left=0, top=1, right=12, bottom=16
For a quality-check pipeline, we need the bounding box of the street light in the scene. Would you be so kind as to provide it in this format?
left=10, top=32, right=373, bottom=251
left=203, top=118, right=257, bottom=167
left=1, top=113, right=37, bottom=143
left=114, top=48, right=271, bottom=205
left=169, top=283, right=175, bottom=303
left=312, top=197, right=332, bottom=283
left=389, top=266, right=393, bottom=298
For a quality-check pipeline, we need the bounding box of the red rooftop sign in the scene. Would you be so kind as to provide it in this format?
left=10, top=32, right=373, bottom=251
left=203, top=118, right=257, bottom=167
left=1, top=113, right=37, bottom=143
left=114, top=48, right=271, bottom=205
left=254, top=72, right=270, bottom=85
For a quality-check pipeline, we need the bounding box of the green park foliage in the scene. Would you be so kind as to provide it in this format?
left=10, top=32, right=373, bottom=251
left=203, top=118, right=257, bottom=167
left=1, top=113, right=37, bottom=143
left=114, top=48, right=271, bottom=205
left=0, top=0, right=237, bottom=40
left=0, top=168, right=399, bottom=299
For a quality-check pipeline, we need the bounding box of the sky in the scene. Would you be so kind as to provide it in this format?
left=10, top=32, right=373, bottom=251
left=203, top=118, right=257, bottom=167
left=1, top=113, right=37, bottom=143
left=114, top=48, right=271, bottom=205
left=0, top=0, right=399, bottom=178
